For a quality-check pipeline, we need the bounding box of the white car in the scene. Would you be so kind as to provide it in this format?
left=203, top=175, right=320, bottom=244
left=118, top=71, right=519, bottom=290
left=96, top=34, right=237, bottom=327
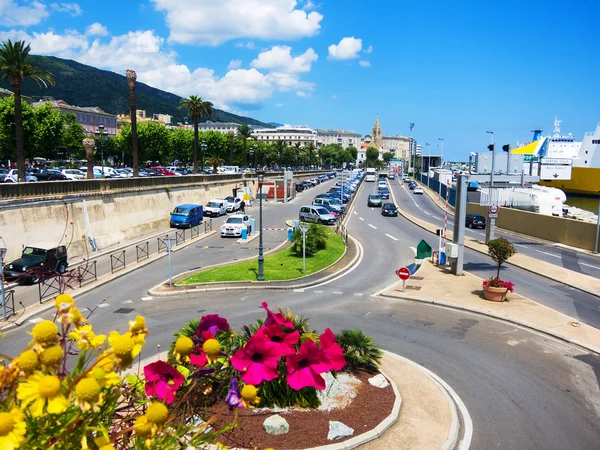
left=114, top=169, right=132, bottom=178
left=4, top=169, right=37, bottom=183
left=61, top=169, right=85, bottom=180
left=378, top=181, right=387, bottom=188
left=205, top=199, right=228, bottom=217
left=224, top=196, right=242, bottom=212
left=413, top=187, right=424, bottom=195
left=220, top=215, right=251, bottom=237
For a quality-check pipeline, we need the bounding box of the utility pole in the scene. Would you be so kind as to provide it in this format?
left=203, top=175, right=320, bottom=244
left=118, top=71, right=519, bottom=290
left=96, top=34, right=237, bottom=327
left=486, top=130, right=496, bottom=242
left=409, top=123, right=414, bottom=174
left=451, top=174, right=468, bottom=275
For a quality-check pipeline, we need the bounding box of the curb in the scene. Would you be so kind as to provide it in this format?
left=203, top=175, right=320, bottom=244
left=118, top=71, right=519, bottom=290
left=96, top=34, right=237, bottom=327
left=379, top=291, right=600, bottom=356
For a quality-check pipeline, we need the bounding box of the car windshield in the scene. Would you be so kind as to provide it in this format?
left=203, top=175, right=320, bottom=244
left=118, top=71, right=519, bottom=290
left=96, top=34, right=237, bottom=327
left=208, top=202, right=221, bottom=208
left=316, top=208, right=330, bottom=215
left=384, top=204, right=396, bottom=210
left=173, top=207, right=192, bottom=216
left=370, top=195, right=381, bottom=200
left=23, top=247, right=47, bottom=257
left=227, top=217, right=243, bottom=224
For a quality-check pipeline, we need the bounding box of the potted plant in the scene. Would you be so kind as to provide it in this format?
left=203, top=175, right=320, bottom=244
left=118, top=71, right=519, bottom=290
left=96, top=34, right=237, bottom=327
left=483, top=237, right=516, bottom=302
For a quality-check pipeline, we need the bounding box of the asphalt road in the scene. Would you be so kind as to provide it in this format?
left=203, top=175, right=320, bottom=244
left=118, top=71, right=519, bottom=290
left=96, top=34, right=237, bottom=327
left=1, top=176, right=599, bottom=449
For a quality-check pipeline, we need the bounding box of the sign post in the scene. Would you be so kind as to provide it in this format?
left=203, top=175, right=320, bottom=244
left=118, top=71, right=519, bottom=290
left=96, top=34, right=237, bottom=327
left=0, top=247, right=6, bottom=321
left=540, top=158, right=572, bottom=180
left=300, top=224, right=309, bottom=274
left=486, top=203, right=499, bottom=242
left=397, top=267, right=411, bottom=292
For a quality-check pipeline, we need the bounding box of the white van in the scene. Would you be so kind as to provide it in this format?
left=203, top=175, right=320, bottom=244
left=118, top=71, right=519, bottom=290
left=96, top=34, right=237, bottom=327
left=205, top=199, right=228, bottom=217
left=93, top=166, right=118, bottom=178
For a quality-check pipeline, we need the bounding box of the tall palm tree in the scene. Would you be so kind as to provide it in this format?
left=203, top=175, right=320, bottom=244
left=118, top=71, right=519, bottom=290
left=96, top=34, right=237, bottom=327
left=237, top=124, right=253, bottom=169
left=305, top=142, right=316, bottom=168
left=126, top=69, right=139, bottom=177
left=179, top=95, right=213, bottom=172
left=0, top=40, right=54, bottom=182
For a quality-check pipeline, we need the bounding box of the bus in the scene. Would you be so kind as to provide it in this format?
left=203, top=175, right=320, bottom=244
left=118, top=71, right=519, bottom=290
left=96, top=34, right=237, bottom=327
left=365, top=168, right=377, bottom=182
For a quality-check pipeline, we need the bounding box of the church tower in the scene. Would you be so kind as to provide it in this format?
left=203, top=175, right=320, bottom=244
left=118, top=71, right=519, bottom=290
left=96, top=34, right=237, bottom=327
left=372, top=116, right=382, bottom=149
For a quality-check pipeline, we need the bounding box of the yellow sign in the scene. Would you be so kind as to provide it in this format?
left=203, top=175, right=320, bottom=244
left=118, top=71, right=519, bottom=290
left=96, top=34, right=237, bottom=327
left=243, top=193, right=250, bottom=201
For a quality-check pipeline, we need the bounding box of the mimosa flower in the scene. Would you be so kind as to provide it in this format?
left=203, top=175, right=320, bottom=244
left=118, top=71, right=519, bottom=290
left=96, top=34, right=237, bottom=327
left=39, top=345, right=63, bottom=370
left=75, top=377, right=103, bottom=412
left=128, top=316, right=148, bottom=336
left=144, top=361, right=184, bottom=405
left=54, top=293, right=74, bottom=313
left=31, top=321, right=58, bottom=348
left=14, top=350, right=39, bottom=374
left=286, top=340, right=330, bottom=391
left=230, top=335, right=280, bottom=385
left=17, top=372, right=68, bottom=417
left=0, top=408, right=26, bottom=450
left=69, top=325, right=106, bottom=350
left=108, top=331, right=144, bottom=369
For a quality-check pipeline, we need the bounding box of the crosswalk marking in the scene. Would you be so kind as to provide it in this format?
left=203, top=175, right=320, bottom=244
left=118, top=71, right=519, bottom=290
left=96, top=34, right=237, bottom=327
left=29, top=318, right=43, bottom=324
left=141, top=296, right=154, bottom=302
left=293, top=289, right=305, bottom=293
left=97, top=303, right=109, bottom=308
left=313, top=290, right=324, bottom=294
left=333, top=291, right=344, bottom=294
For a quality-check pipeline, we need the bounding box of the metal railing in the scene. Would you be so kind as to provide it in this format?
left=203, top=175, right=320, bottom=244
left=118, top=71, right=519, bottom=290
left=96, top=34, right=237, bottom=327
left=175, top=229, right=185, bottom=245
left=136, top=242, right=149, bottom=262
left=38, top=274, right=66, bottom=303
left=204, top=219, right=212, bottom=233
left=190, top=224, right=200, bottom=239
left=158, top=236, right=169, bottom=253
left=76, top=261, right=97, bottom=287
left=110, top=250, right=126, bottom=273
left=3, top=289, right=16, bottom=318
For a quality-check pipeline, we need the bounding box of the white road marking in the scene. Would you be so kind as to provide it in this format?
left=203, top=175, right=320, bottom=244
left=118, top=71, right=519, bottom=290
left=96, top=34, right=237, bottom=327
left=122, top=300, right=133, bottom=304
left=97, top=303, right=109, bottom=308
left=368, top=224, right=377, bottom=229
left=535, top=250, right=561, bottom=259
left=354, top=292, right=364, bottom=296
left=333, top=291, right=344, bottom=295
left=580, top=262, right=600, bottom=270
left=353, top=211, right=357, bottom=215
left=513, top=243, right=528, bottom=249
left=293, top=289, right=305, bottom=293
left=359, top=217, right=365, bottom=221
left=313, top=290, right=324, bottom=294
left=29, top=318, right=43, bottom=324
left=141, top=296, right=154, bottom=302
left=385, top=233, right=399, bottom=241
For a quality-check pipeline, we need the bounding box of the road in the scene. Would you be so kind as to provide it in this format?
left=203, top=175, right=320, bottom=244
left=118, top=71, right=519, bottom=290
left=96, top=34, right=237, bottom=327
left=1, top=175, right=599, bottom=449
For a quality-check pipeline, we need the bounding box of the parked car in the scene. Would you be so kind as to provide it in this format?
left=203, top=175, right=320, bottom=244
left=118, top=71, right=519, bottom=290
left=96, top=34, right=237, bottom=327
left=381, top=202, right=398, bottom=217
left=94, top=166, right=119, bottom=178
left=466, top=214, right=486, bottom=229
left=4, top=169, right=37, bottom=183
left=220, top=215, right=251, bottom=237
left=31, top=168, right=68, bottom=181
left=114, top=169, right=132, bottom=178
left=413, top=187, right=424, bottom=194
left=3, top=243, right=68, bottom=284
left=367, top=194, right=383, bottom=207
left=150, top=166, right=176, bottom=176
left=79, top=167, right=103, bottom=178
left=295, top=181, right=307, bottom=192
left=0, top=168, right=7, bottom=179
left=299, top=205, right=337, bottom=225
left=204, top=199, right=228, bottom=217
left=170, top=204, right=203, bottom=228
left=225, top=196, right=242, bottom=212
left=61, top=168, right=85, bottom=180
left=318, top=204, right=340, bottom=218
left=312, top=197, right=343, bottom=213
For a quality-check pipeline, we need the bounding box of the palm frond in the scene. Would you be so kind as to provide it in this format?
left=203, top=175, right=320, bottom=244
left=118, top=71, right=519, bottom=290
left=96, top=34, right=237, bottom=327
left=336, top=328, right=383, bottom=372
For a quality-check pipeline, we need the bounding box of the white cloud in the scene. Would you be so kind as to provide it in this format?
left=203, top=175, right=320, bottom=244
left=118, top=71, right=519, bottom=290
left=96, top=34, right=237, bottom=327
left=251, top=45, right=317, bottom=74
left=151, top=0, right=323, bottom=45
left=50, top=2, right=82, bottom=16
left=364, top=45, right=372, bottom=54
left=85, top=22, right=109, bottom=36
left=227, top=59, right=242, bottom=70
left=234, top=41, right=255, bottom=49
left=359, top=60, right=370, bottom=67
left=276, top=103, right=283, bottom=107
left=328, top=37, right=362, bottom=60
left=331, top=95, right=336, bottom=99
left=0, top=1, right=49, bottom=27
left=296, top=91, right=307, bottom=97
left=301, top=0, right=317, bottom=11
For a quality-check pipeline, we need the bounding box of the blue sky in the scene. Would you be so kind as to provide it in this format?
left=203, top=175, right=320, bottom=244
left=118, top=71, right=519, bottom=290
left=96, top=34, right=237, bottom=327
left=0, top=0, right=598, bottom=160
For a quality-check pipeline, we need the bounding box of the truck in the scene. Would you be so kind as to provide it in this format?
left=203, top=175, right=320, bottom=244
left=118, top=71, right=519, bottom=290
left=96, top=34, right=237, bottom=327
left=365, top=168, right=377, bottom=182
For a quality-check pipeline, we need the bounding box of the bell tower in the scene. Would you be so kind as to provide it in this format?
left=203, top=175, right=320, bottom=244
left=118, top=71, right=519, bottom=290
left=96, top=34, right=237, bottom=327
left=372, top=116, right=382, bottom=149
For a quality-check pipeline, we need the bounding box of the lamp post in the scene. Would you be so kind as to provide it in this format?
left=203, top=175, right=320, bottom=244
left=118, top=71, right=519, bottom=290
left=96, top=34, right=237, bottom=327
left=257, top=170, right=265, bottom=281
left=277, top=152, right=281, bottom=170
left=253, top=144, right=258, bottom=170
left=438, top=137, right=444, bottom=168
left=95, top=124, right=108, bottom=176
left=409, top=122, right=414, bottom=175
left=425, top=142, right=431, bottom=187
left=200, top=141, right=207, bottom=173
left=0, top=247, right=7, bottom=321
left=486, top=130, right=494, bottom=187
left=249, top=147, right=254, bottom=172
left=300, top=224, right=309, bottom=274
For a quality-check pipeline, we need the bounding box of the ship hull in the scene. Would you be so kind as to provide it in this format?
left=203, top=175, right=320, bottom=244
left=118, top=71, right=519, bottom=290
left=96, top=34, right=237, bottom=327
left=540, top=167, right=600, bottom=196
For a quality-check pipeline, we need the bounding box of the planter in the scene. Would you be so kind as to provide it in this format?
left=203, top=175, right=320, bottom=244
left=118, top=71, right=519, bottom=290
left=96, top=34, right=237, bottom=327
left=483, top=285, right=508, bottom=302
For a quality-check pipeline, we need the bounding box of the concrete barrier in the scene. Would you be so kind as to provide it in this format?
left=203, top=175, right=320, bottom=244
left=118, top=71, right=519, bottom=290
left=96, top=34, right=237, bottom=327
left=466, top=203, right=600, bottom=251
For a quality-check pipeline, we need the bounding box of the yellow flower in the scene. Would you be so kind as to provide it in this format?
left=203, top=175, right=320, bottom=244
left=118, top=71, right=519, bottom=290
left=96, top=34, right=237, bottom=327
left=75, top=377, right=103, bottom=412
left=0, top=408, right=26, bottom=450
left=31, top=321, right=58, bottom=348
left=94, top=437, right=116, bottom=450
left=54, top=293, right=74, bottom=313
left=69, top=325, right=106, bottom=350
left=90, top=367, right=120, bottom=388
left=16, top=372, right=68, bottom=417
left=128, top=316, right=148, bottom=336
left=202, top=338, right=221, bottom=363
left=174, top=336, right=194, bottom=363
left=108, top=331, right=137, bottom=370
left=0, top=365, right=17, bottom=388
left=39, top=345, right=63, bottom=370
left=68, top=307, right=86, bottom=327
left=240, top=384, right=260, bottom=408
left=14, top=350, right=40, bottom=374
left=133, top=415, right=155, bottom=438
left=145, top=402, right=169, bottom=426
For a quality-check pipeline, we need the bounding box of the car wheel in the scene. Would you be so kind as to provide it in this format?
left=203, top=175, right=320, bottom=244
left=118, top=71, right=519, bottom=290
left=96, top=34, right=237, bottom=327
left=57, top=262, right=67, bottom=274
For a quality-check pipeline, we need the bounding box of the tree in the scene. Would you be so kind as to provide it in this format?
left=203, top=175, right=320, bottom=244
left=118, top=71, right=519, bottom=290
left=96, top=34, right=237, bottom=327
left=32, top=102, right=65, bottom=160
left=179, top=95, right=213, bottom=172
left=382, top=152, right=394, bottom=164
left=169, top=128, right=194, bottom=164
left=62, top=113, right=86, bottom=160
left=126, top=69, right=139, bottom=177
left=487, top=237, right=516, bottom=278
left=0, top=96, right=36, bottom=160
left=137, top=122, right=171, bottom=163
left=365, top=147, right=379, bottom=165
left=227, top=130, right=234, bottom=165
left=206, top=156, right=224, bottom=173
left=347, top=146, right=358, bottom=162
left=0, top=40, right=54, bottom=181
left=237, top=124, right=253, bottom=169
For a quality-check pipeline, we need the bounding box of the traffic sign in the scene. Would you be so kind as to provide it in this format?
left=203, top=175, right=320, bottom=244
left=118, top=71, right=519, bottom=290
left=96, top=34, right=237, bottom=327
left=397, top=267, right=411, bottom=281
left=488, top=204, right=499, bottom=218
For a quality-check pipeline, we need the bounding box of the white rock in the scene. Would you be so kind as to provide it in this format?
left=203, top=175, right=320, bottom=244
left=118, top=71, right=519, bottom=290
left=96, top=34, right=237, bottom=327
left=263, top=415, right=289, bottom=435
left=328, top=421, right=355, bottom=440
left=368, top=374, right=390, bottom=388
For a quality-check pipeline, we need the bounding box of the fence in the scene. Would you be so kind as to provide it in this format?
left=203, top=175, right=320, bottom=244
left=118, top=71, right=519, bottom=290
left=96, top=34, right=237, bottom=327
left=110, top=250, right=126, bottom=273
left=417, top=174, right=456, bottom=207
left=2, top=289, right=16, bottom=318
left=136, top=242, right=149, bottom=262
left=38, top=261, right=98, bottom=303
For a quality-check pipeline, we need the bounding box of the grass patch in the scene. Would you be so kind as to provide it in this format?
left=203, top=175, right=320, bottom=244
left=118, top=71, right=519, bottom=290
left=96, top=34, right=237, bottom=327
left=178, top=228, right=345, bottom=284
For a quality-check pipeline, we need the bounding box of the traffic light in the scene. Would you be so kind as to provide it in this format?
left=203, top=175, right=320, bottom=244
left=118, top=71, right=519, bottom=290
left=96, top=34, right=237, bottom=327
left=502, top=144, right=510, bottom=152
left=487, top=144, right=495, bottom=152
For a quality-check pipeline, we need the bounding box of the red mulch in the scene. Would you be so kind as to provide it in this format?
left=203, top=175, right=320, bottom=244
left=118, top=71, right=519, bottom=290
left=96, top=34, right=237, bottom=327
left=205, top=370, right=395, bottom=449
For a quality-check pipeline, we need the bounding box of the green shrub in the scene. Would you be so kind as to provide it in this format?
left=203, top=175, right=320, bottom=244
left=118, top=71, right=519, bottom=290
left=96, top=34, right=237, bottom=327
left=336, top=328, right=383, bottom=373
left=487, top=237, right=516, bottom=278
left=290, top=223, right=329, bottom=256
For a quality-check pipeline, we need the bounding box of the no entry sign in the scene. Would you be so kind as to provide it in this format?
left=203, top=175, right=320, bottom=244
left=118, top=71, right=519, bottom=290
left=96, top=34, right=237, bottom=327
left=397, top=267, right=411, bottom=281
left=488, top=204, right=499, bottom=217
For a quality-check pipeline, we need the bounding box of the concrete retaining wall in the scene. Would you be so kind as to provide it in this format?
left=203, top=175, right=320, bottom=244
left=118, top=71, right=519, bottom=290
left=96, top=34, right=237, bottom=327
left=466, top=203, right=599, bottom=251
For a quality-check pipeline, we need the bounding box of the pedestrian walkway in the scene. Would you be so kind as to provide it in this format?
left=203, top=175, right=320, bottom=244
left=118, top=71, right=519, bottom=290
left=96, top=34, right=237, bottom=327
left=380, top=260, right=600, bottom=354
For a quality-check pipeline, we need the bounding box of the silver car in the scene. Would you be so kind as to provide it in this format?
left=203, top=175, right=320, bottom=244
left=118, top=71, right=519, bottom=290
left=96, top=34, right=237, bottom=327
left=299, top=205, right=337, bottom=225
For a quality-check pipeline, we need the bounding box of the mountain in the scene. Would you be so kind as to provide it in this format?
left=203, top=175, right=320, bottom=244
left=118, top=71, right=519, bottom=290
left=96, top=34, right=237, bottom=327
left=267, top=122, right=284, bottom=127
left=0, top=55, right=271, bottom=128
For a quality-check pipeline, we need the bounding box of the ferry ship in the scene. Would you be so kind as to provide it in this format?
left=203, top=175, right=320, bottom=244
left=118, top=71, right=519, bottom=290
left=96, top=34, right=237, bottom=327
left=512, top=118, right=600, bottom=195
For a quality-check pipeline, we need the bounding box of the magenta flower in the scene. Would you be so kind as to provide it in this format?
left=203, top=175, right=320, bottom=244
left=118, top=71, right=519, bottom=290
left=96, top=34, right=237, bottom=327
left=286, top=340, right=330, bottom=391
left=319, top=328, right=346, bottom=371
left=261, top=302, right=294, bottom=328
left=144, top=361, right=184, bottom=404
left=231, top=335, right=281, bottom=385
left=257, top=324, right=299, bottom=356
left=225, top=377, right=243, bottom=410
left=197, top=314, right=230, bottom=336
left=189, top=347, right=207, bottom=367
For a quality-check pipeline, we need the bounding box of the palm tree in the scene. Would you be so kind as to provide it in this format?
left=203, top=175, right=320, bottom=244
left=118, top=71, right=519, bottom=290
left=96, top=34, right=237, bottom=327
left=126, top=69, right=139, bottom=177
left=206, top=156, right=224, bottom=174
left=0, top=40, right=54, bottom=182
left=179, top=95, right=213, bottom=172
left=237, top=124, right=253, bottom=169
left=305, top=142, right=316, bottom=168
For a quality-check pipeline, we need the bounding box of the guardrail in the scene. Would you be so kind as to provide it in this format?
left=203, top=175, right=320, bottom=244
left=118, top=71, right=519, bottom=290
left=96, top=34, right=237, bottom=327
left=0, top=171, right=328, bottom=200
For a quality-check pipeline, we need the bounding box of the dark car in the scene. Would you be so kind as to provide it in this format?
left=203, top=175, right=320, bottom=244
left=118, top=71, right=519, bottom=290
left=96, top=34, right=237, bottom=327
left=367, top=194, right=383, bottom=207
left=466, top=214, right=486, bottom=229
left=378, top=188, right=390, bottom=199
left=3, top=243, right=68, bottom=284
left=295, top=181, right=307, bottom=192
left=408, top=182, right=417, bottom=190
left=31, top=168, right=68, bottom=181
left=381, top=202, right=398, bottom=217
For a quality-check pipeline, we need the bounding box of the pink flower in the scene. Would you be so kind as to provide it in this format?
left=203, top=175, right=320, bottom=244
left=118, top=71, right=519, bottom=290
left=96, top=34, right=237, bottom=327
left=286, top=340, right=330, bottom=391
left=256, top=324, right=299, bottom=356
left=197, top=314, right=230, bottom=336
left=190, top=347, right=207, bottom=367
left=231, top=335, right=281, bottom=385
left=319, top=328, right=346, bottom=371
left=261, top=302, right=294, bottom=328
left=144, top=361, right=184, bottom=404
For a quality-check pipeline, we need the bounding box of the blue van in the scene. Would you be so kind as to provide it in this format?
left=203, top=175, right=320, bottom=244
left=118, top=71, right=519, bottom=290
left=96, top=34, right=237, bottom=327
left=170, top=204, right=203, bottom=228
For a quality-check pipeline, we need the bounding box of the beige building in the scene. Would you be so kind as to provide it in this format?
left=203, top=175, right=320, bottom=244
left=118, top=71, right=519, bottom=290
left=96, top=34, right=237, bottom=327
left=316, top=129, right=361, bottom=149
left=253, top=124, right=317, bottom=147
left=382, top=135, right=412, bottom=160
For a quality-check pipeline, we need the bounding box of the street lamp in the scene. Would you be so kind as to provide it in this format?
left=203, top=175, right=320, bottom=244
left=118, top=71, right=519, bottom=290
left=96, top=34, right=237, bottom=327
left=409, top=123, right=414, bottom=174
left=300, top=224, right=309, bottom=274
left=249, top=147, right=254, bottom=172
left=200, top=141, right=207, bottom=173
left=95, top=124, right=108, bottom=175
left=253, top=144, right=258, bottom=170
left=257, top=171, right=265, bottom=281
left=438, top=138, right=444, bottom=168
left=486, top=131, right=495, bottom=187
left=425, top=142, right=431, bottom=187
left=277, top=152, right=281, bottom=170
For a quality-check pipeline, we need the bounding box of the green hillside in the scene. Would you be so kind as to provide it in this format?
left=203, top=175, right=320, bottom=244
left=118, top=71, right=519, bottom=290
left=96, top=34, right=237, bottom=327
left=0, top=55, right=271, bottom=127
